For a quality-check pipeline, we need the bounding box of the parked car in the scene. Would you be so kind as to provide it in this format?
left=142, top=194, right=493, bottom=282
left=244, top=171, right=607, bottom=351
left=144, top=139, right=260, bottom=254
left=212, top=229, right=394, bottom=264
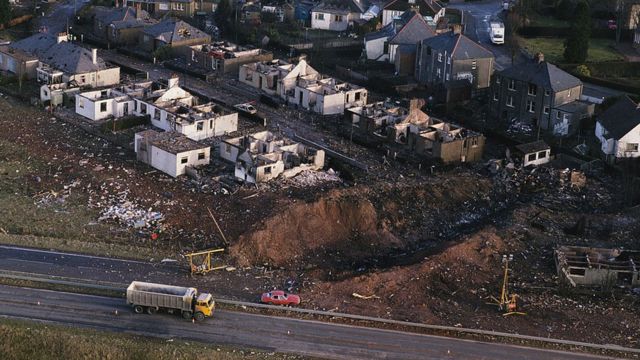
left=234, top=102, right=257, bottom=115
left=261, top=290, right=301, bottom=306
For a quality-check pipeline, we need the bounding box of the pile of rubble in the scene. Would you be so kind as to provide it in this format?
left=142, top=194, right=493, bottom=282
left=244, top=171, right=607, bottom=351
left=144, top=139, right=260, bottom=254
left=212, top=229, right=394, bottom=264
left=93, top=190, right=164, bottom=229
left=286, top=169, right=342, bottom=187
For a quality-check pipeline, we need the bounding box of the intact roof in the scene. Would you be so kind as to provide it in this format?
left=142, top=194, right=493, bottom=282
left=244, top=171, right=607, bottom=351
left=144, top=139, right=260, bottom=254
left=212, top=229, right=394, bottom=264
left=419, top=32, right=493, bottom=60
left=143, top=19, right=210, bottom=44
left=515, top=140, right=550, bottom=154
left=364, top=22, right=395, bottom=41
left=139, top=130, right=209, bottom=154
left=384, top=0, right=443, bottom=17
left=40, top=42, right=109, bottom=73
left=598, top=96, right=640, bottom=140
left=94, top=6, right=149, bottom=25
left=498, top=58, right=582, bottom=92
left=312, top=0, right=369, bottom=14
left=10, top=32, right=58, bottom=57
left=389, top=11, right=435, bottom=45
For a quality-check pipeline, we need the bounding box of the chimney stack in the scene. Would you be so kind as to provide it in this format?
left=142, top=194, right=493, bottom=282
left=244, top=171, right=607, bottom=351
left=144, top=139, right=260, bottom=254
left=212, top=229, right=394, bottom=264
left=168, top=75, right=180, bottom=88
left=92, top=48, right=97, bottom=65
left=535, top=52, right=544, bottom=64
left=409, top=98, right=426, bottom=113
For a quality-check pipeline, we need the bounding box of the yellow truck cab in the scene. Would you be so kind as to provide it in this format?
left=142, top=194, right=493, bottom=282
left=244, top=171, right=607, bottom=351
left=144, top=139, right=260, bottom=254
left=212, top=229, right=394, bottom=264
left=194, top=293, right=215, bottom=319
left=127, top=281, right=215, bottom=321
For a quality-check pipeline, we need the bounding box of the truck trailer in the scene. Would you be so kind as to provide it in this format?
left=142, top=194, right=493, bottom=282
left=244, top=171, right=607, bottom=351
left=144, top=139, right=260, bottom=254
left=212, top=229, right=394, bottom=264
left=126, top=281, right=215, bottom=321
left=490, top=22, right=505, bottom=45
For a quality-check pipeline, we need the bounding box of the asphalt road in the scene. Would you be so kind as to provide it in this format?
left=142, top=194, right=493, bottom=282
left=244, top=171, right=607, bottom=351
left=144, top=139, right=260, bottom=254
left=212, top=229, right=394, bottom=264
left=0, top=285, right=614, bottom=360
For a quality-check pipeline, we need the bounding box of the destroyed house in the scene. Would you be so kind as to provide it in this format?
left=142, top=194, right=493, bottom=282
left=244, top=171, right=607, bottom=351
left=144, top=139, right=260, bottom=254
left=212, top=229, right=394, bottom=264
left=188, top=42, right=273, bottom=74
left=290, top=77, right=368, bottom=115
left=345, top=101, right=411, bottom=140
left=134, top=130, right=210, bottom=178
left=555, top=246, right=640, bottom=287
left=219, top=131, right=325, bottom=183
left=515, top=140, right=551, bottom=167
left=239, top=59, right=298, bottom=96
left=240, top=59, right=367, bottom=115
left=388, top=100, right=484, bottom=163
left=131, top=77, right=237, bottom=140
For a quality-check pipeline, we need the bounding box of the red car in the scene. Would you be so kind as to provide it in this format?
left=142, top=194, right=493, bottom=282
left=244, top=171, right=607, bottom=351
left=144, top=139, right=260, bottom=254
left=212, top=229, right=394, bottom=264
left=260, top=290, right=301, bottom=306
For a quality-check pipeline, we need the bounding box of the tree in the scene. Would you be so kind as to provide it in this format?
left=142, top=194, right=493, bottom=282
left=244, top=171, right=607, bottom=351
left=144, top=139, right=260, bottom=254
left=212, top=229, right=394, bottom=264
left=0, top=0, right=12, bottom=26
left=563, top=1, right=591, bottom=63
left=556, top=0, right=574, bottom=20
left=214, top=0, right=233, bottom=34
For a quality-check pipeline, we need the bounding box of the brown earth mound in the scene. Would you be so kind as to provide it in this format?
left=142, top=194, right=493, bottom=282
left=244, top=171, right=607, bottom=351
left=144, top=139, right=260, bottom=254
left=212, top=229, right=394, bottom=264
left=230, top=195, right=401, bottom=267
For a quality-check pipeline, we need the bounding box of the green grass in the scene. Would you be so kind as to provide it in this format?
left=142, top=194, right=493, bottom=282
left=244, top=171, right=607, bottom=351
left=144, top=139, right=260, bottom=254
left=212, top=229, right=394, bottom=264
left=529, top=15, right=570, bottom=28
left=519, top=37, right=624, bottom=63
left=0, top=318, right=306, bottom=360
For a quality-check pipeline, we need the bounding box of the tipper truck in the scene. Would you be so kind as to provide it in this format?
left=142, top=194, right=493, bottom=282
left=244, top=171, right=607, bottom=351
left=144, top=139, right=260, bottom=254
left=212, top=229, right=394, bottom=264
left=126, top=281, right=215, bottom=321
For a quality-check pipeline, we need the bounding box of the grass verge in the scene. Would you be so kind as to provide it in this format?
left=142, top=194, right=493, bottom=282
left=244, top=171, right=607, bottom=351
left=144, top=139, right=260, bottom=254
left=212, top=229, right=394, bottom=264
left=0, top=317, right=305, bottom=360
left=519, top=37, right=624, bottom=63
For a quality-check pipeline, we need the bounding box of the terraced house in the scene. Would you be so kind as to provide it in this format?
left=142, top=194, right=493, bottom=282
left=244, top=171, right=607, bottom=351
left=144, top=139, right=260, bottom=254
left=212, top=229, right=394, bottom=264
left=489, top=53, right=594, bottom=137
left=311, top=0, right=369, bottom=31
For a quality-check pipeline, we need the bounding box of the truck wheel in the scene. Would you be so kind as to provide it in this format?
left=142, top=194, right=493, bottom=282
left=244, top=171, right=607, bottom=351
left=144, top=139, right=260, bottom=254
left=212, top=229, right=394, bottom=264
left=194, top=312, right=205, bottom=322
left=181, top=311, right=192, bottom=320
left=133, top=305, right=144, bottom=314
left=147, top=307, right=157, bottom=315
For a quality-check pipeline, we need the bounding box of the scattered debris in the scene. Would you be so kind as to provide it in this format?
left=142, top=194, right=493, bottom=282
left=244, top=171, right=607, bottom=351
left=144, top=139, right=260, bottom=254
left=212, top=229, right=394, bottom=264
left=352, top=293, right=380, bottom=300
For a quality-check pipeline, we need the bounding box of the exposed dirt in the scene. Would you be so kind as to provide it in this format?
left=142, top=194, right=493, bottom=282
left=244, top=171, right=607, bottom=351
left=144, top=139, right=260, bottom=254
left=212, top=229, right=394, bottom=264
left=1, top=93, right=639, bottom=349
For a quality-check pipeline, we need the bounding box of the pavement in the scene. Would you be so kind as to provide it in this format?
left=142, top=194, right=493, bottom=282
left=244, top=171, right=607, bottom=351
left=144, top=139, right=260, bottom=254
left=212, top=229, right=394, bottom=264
left=0, top=285, right=614, bottom=360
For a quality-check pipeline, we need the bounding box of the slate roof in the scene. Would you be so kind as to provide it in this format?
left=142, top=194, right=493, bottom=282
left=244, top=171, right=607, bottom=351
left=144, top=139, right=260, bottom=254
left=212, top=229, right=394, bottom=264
left=313, top=0, right=370, bottom=15
left=515, top=140, right=550, bottom=154
left=598, top=96, right=640, bottom=140
left=498, top=57, right=582, bottom=92
left=143, top=19, right=210, bottom=44
left=384, top=0, right=443, bottom=17
left=389, top=11, right=435, bottom=45
left=10, top=33, right=57, bottom=57
left=40, top=42, right=108, bottom=73
left=94, top=6, right=155, bottom=29
left=419, top=32, right=493, bottom=60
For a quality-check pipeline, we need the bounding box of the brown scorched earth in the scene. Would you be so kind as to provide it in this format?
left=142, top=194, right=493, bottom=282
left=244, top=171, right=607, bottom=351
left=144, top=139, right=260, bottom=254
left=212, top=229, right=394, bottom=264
left=0, top=96, right=638, bottom=348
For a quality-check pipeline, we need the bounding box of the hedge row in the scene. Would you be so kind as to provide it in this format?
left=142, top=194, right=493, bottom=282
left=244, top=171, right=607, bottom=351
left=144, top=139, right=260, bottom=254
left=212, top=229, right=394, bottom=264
left=517, top=27, right=625, bottom=39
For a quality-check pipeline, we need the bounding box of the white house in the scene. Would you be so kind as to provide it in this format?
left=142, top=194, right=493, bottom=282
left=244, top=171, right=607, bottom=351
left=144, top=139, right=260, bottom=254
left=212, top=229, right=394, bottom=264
left=515, top=140, right=551, bottom=167
left=75, top=88, right=135, bottom=121
left=595, top=96, right=640, bottom=163
left=135, top=129, right=211, bottom=177
left=311, top=0, right=369, bottom=31
left=382, top=0, right=445, bottom=26
left=75, top=77, right=238, bottom=140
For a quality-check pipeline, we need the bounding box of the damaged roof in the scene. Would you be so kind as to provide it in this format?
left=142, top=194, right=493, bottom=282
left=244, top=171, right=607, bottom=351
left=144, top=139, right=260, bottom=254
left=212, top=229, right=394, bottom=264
left=419, top=32, right=494, bottom=60
left=597, top=95, right=640, bottom=140
left=139, top=130, right=209, bottom=154
left=515, top=140, right=550, bottom=154
left=143, top=19, right=210, bottom=44
left=498, top=57, right=582, bottom=92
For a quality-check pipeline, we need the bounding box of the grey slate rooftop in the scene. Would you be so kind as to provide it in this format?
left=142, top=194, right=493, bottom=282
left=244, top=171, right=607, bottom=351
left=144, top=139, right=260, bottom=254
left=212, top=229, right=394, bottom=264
left=41, top=42, right=108, bottom=73
left=143, top=19, right=210, bottom=44
left=498, top=56, right=582, bottom=92
left=516, top=140, right=550, bottom=154
left=419, top=32, right=494, bottom=60
left=598, top=96, right=640, bottom=140
left=389, top=11, right=435, bottom=45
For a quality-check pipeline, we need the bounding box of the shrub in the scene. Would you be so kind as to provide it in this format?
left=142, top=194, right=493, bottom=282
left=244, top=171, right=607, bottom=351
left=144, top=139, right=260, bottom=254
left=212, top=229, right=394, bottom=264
left=574, top=64, right=591, bottom=77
